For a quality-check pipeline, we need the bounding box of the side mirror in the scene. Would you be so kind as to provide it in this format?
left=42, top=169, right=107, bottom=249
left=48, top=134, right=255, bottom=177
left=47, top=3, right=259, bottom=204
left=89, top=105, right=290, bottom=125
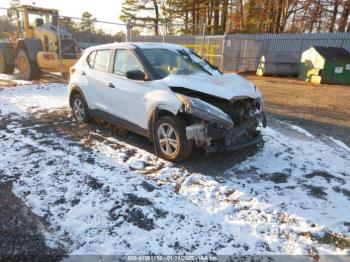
left=126, top=69, right=145, bottom=81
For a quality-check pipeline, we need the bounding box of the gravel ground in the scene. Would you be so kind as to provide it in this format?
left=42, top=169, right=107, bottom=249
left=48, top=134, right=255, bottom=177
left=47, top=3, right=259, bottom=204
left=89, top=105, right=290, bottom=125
left=245, top=74, right=350, bottom=145
left=0, top=181, right=66, bottom=260
left=0, top=81, right=350, bottom=258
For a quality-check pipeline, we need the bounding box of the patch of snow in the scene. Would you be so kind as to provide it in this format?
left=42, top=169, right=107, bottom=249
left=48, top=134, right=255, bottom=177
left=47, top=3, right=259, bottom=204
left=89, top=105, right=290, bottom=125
left=329, top=136, right=350, bottom=153
left=0, top=73, right=34, bottom=85
left=0, top=83, right=67, bottom=114
left=128, top=157, right=145, bottom=170
left=287, top=123, right=314, bottom=138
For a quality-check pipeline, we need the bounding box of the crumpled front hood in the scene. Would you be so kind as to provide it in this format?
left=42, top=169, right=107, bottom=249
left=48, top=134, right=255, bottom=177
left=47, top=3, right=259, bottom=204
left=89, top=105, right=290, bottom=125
left=163, top=73, right=261, bottom=100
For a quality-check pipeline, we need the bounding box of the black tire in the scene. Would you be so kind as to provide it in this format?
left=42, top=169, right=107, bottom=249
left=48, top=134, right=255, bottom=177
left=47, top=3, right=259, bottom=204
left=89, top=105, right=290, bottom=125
left=154, top=115, right=193, bottom=162
left=71, top=93, right=92, bottom=123
left=16, top=49, right=41, bottom=80
left=0, top=48, right=14, bottom=74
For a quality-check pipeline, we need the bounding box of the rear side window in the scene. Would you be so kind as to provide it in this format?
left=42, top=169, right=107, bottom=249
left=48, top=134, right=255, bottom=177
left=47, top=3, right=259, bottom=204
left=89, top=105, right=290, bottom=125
left=86, top=49, right=111, bottom=72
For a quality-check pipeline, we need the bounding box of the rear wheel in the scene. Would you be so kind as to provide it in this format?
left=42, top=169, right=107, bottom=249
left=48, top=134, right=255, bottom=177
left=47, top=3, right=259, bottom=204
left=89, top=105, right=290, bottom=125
left=17, top=49, right=41, bottom=80
left=71, top=93, right=92, bottom=123
left=0, top=48, right=14, bottom=74
left=154, top=115, right=193, bottom=162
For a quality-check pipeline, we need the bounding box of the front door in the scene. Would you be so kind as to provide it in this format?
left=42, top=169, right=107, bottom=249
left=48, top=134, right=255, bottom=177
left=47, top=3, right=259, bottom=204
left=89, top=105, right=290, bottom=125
left=106, top=49, right=149, bottom=130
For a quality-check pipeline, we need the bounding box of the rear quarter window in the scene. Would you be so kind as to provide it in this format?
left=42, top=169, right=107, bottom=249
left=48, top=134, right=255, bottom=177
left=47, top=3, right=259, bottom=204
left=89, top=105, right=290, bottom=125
left=86, top=51, right=96, bottom=68
left=86, top=49, right=111, bottom=72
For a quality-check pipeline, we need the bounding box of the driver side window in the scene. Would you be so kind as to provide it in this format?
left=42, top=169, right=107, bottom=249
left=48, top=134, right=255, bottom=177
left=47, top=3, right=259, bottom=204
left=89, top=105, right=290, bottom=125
left=113, top=49, right=143, bottom=76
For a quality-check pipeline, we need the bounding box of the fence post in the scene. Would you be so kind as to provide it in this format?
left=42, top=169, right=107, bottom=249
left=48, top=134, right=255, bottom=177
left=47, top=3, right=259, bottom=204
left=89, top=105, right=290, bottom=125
left=298, top=37, right=303, bottom=59
left=241, top=39, right=248, bottom=72
left=56, top=14, right=63, bottom=79
left=126, top=19, right=131, bottom=42
left=220, top=33, right=226, bottom=72
left=201, top=24, right=206, bottom=56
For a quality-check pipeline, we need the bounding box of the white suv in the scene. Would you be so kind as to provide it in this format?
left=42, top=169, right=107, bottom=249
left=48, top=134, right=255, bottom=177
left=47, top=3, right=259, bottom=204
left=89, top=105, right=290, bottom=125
left=68, top=42, right=266, bottom=161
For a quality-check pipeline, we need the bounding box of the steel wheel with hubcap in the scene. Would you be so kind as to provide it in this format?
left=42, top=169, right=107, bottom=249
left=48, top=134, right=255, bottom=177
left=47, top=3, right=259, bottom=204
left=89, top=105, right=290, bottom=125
left=154, top=115, right=193, bottom=161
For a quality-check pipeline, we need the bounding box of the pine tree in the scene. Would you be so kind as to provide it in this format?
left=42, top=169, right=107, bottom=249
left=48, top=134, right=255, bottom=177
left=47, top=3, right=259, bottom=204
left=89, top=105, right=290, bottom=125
left=80, top=12, right=97, bottom=32
left=120, top=0, right=161, bottom=35
left=60, top=17, right=77, bottom=33
left=80, top=12, right=97, bottom=41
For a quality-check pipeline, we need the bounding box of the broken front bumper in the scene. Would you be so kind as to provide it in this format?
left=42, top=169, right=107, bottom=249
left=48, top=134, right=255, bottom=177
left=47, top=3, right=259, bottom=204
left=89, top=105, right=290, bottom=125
left=186, top=111, right=266, bottom=153
left=204, top=131, right=263, bottom=153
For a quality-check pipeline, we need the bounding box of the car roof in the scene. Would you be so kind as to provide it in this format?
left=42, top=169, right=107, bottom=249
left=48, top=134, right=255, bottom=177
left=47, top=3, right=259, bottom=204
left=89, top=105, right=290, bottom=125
left=85, top=42, right=188, bottom=52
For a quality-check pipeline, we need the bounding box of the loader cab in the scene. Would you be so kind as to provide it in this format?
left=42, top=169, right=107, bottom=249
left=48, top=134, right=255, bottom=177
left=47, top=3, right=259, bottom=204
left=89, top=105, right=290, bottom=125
left=7, top=5, right=59, bottom=39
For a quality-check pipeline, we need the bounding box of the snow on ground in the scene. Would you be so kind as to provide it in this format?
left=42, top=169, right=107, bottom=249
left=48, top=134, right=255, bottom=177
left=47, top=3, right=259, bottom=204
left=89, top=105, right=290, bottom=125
left=0, top=73, right=35, bottom=86
left=329, top=137, right=350, bottom=153
left=0, top=83, right=349, bottom=256
left=286, top=123, right=315, bottom=139
left=0, top=83, right=66, bottom=114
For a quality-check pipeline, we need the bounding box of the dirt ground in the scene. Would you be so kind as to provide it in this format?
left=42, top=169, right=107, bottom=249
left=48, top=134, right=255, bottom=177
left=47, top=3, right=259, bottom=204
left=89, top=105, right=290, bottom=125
left=244, top=74, right=350, bottom=145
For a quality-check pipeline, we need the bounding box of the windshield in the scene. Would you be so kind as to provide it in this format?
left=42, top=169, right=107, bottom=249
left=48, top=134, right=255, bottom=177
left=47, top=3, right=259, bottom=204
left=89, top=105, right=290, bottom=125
left=140, top=48, right=210, bottom=78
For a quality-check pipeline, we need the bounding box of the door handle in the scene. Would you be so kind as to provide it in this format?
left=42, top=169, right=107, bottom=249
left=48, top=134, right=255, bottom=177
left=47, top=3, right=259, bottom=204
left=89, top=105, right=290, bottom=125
left=107, top=83, right=115, bottom=88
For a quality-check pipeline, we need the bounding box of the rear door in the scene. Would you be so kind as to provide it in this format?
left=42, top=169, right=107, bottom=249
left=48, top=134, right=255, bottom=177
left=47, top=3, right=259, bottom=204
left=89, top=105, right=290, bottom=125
left=83, top=49, right=114, bottom=113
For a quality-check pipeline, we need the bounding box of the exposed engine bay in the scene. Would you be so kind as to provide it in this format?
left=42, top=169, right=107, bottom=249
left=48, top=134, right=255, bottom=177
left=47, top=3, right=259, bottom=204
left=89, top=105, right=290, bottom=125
left=170, top=86, right=267, bottom=153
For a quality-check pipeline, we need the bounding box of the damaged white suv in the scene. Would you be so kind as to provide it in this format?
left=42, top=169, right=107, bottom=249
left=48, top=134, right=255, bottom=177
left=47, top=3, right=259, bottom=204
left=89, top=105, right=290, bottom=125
left=68, top=42, right=266, bottom=161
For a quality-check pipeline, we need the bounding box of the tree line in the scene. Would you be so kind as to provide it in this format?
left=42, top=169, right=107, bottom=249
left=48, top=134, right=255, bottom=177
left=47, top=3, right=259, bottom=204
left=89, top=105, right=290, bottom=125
left=120, top=0, right=350, bottom=35
left=60, top=12, right=127, bottom=43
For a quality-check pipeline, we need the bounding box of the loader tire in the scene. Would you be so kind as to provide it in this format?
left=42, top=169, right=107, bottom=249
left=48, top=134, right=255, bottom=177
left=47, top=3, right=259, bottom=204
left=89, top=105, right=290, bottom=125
left=17, top=49, right=41, bottom=80
left=0, top=47, right=14, bottom=74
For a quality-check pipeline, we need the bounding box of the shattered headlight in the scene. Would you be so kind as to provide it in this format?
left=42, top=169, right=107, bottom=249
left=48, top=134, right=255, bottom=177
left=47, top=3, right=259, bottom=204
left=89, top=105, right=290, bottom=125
left=176, top=94, right=234, bottom=129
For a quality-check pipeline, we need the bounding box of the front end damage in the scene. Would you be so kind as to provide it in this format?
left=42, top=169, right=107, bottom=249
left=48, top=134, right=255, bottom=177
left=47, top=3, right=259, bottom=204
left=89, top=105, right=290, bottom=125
left=174, top=89, right=267, bottom=153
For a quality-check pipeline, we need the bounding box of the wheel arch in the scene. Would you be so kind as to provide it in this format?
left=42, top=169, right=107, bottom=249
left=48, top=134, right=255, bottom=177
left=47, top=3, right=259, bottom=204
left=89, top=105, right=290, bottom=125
left=147, top=107, right=178, bottom=142
left=69, top=85, right=89, bottom=108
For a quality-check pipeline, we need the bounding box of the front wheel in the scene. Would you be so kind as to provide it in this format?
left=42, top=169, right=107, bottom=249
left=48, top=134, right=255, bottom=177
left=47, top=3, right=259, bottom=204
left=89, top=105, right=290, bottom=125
left=154, top=115, right=193, bottom=162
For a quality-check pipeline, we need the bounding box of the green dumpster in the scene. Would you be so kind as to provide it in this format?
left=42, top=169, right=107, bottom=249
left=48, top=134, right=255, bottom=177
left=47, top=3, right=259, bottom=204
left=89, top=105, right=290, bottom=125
left=298, top=46, right=350, bottom=85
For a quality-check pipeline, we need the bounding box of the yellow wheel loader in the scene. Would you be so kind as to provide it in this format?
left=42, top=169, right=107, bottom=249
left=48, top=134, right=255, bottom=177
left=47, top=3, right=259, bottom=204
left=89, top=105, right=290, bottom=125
left=0, top=5, right=80, bottom=80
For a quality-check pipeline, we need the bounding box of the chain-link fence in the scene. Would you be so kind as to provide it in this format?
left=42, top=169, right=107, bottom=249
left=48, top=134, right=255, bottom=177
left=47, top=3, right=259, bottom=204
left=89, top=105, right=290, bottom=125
left=131, top=32, right=350, bottom=73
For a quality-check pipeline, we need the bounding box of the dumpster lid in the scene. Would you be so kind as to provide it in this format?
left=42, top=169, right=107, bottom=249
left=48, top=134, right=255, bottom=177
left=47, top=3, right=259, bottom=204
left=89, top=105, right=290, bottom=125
left=313, top=46, right=350, bottom=60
